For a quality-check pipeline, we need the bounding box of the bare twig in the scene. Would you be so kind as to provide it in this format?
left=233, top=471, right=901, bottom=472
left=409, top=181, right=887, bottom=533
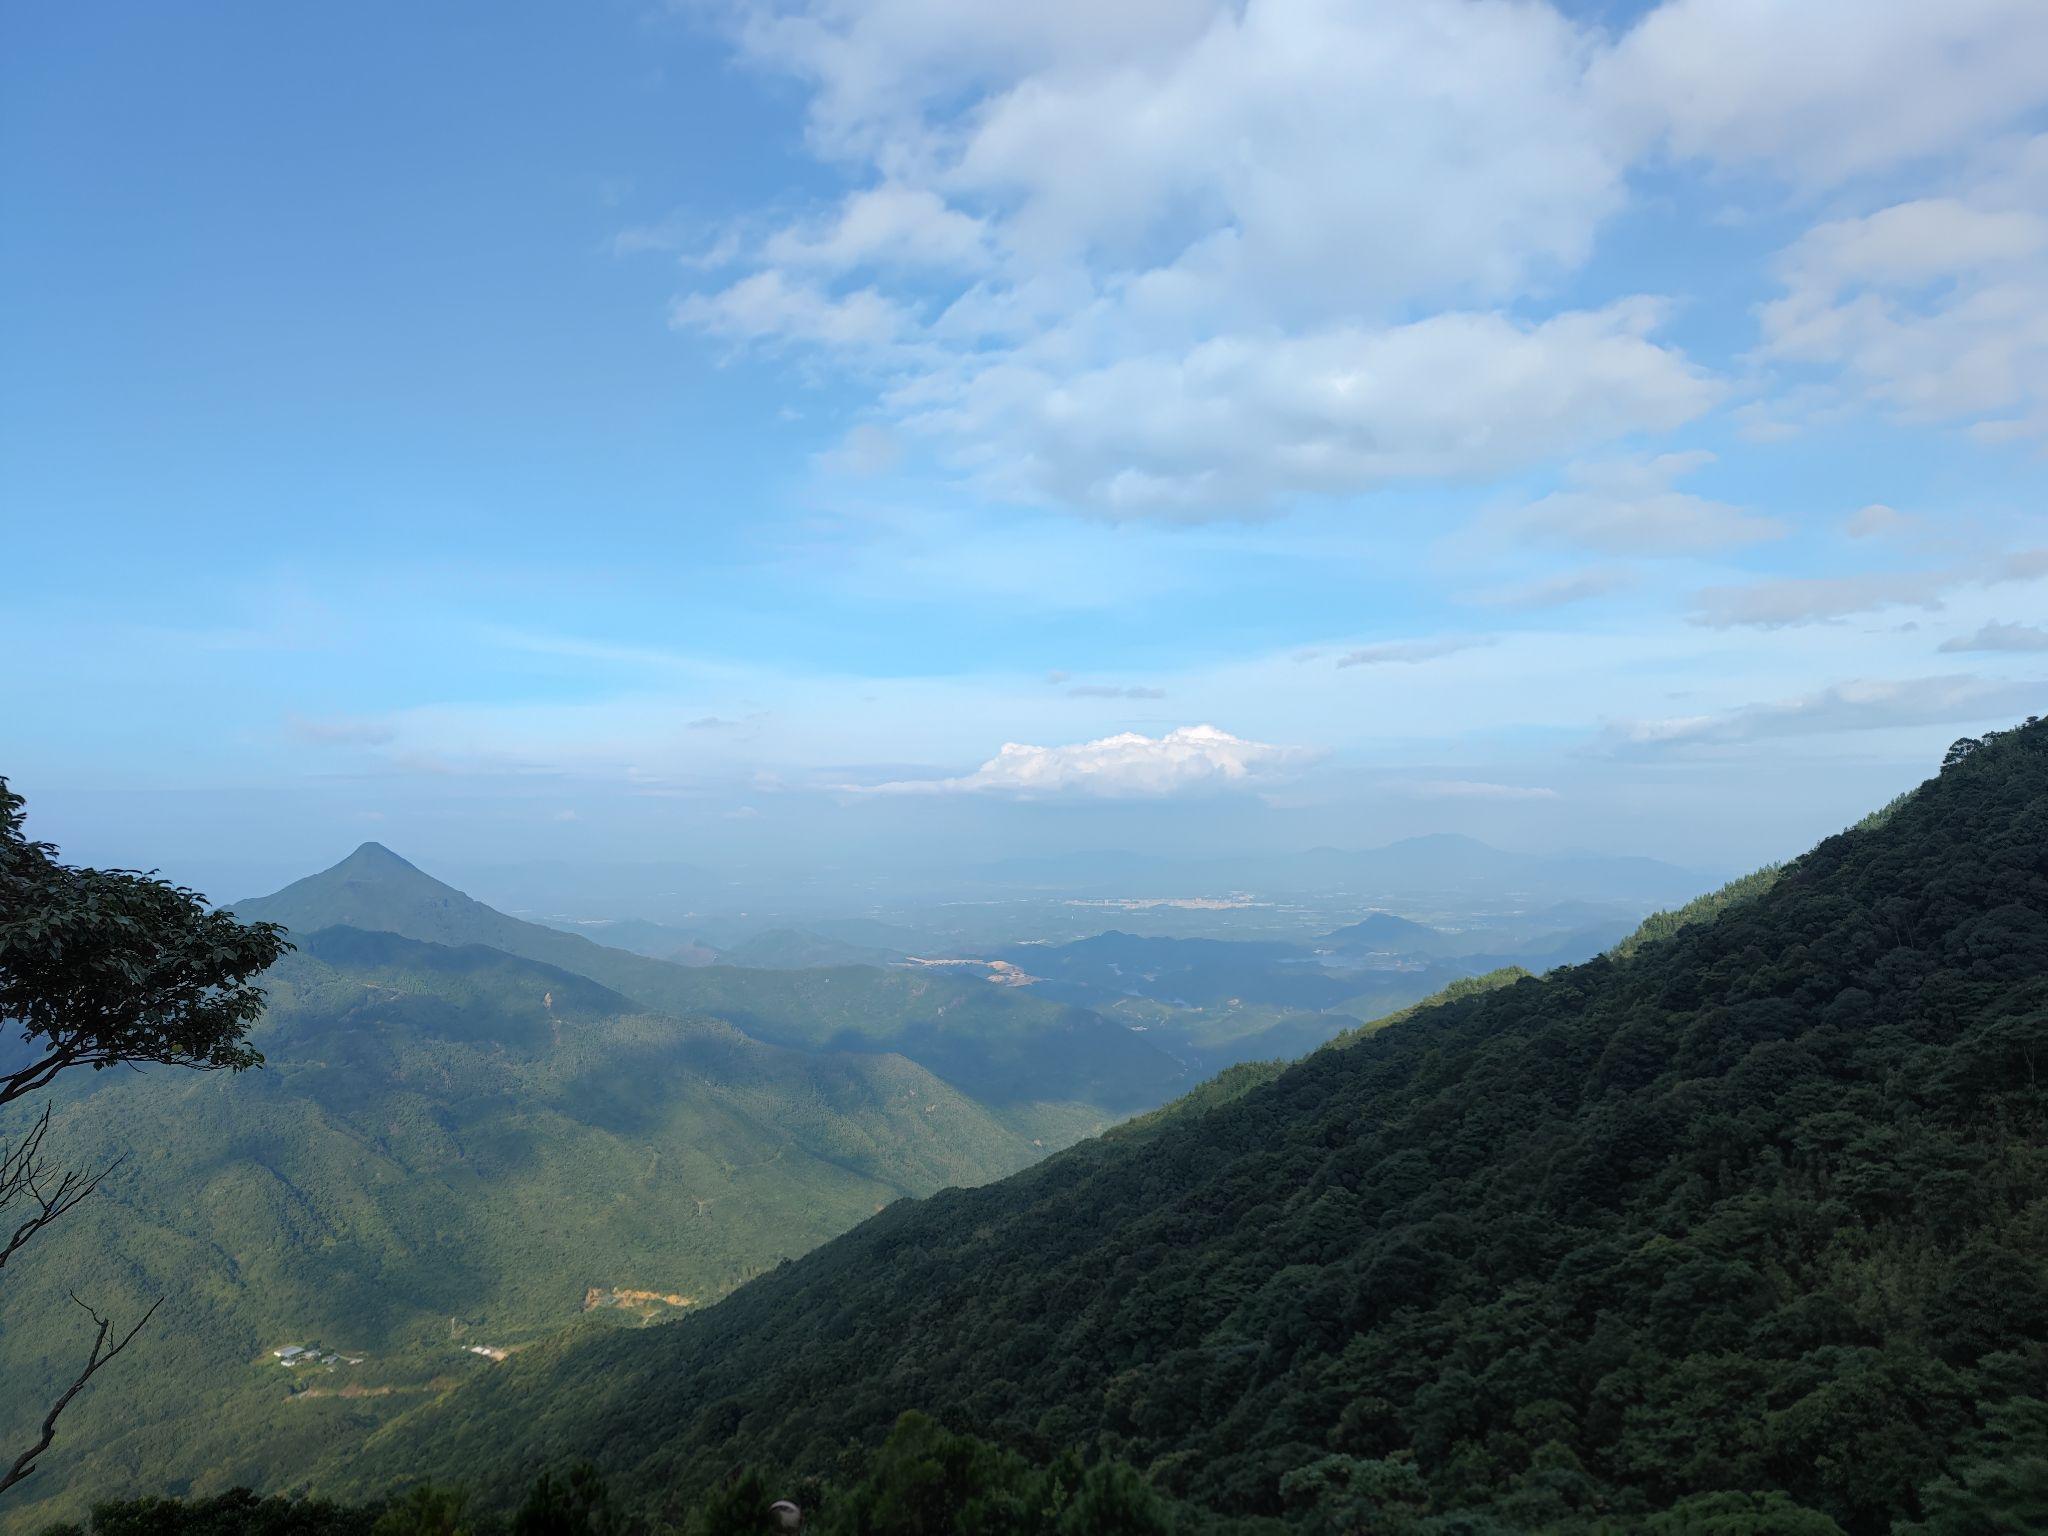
left=0, top=1294, right=162, bottom=1494
left=0, top=1106, right=121, bottom=1272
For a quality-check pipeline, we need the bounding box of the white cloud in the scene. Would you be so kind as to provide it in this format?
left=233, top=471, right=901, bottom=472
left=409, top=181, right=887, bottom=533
left=656, top=2, right=2048, bottom=517
left=1336, top=637, right=1491, bottom=669
left=763, top=184, right=992, bottom=272
left=898, top=301, right=1718, bottom=515
left=1604, top=673, right=2047, bottom=752
left=671, top=270, right=915, bottom=352
left=858, top=723, right=1296, bottom=796
left=1502, top=451, right=1784, bottom=556
left=1941, top=620, right=2048, bottom=653
left=1757, top=142, right=2048, bottom=438
left=746, top=0, right=1627, bottom=309
left=1599, top=1, right=2048, bottom=184
left=670, top=0, right=1729, bottom=517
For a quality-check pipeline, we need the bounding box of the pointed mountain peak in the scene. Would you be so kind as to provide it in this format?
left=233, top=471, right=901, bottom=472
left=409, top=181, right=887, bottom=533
left=233, top=841, right=472, bottom=936
left=334, top=841, right=425, bottom=875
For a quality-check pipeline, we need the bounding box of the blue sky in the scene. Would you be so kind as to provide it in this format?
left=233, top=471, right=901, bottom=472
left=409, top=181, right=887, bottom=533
left=5, top=0, right=2046, bottom=897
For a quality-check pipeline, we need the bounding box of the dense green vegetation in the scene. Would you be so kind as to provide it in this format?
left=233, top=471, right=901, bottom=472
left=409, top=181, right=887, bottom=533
left=35, top=1415, right=1259, bottom=1536
left=1320, top=968, right=1532, bottom=1051
left=1603, top=789, right=1918, bottom=966
left=0, top=928, right=1080, bottom=1529
left=328, top=720, right=2048, bottom=1533
left=1603, top=866, right=1785, bottom=963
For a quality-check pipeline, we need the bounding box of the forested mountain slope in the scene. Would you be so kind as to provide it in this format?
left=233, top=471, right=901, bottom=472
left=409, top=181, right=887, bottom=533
left=337, top=720, right=2048, bottom=1533
left=234, top=847, right=1188, bottom=1114
left=0, top=927, right=1064, bottom=1529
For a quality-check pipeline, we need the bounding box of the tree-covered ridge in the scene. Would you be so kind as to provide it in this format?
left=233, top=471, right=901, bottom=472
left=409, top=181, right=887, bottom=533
left=1603, top=865, right=1784, bottom=963
left=334, top=719, right=2048, bottom=1534
left=1603, top=785, right=1923, bottom=965
left=1318, top=966, right=1532, bottom=1051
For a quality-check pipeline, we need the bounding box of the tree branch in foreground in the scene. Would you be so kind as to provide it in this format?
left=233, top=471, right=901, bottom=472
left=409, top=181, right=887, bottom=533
left=0, top=1293, right=162, bottom=1495
left=0, top=1105, right=121, bottom=1273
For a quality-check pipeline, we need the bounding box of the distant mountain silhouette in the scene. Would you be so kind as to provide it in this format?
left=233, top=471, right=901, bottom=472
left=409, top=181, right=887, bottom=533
left=235, top=845, right=1189, bottom=1112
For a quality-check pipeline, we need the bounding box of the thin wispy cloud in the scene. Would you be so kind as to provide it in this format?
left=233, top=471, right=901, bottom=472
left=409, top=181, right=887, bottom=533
left=1941, top=621, right=2048, bottom=653
left=1336, top=638, right=1493, bottom=668
left=1691, top=572, right=1955, bottom=630
left=1502, top=452, right=1784, bottom=557
left=1405, top=780, right=1561, bottom=802
left=1693, top=549, right=2048, bottom=628
left=1466, top=568, right=1637, bottom=611
left=1603, top=675, right=2047, bottom=753
left=1845, top=503, right=1918, bottom=539
left=1067, top=684, right=1166, bottom=700
left=286, top=713, right=396, bottom=748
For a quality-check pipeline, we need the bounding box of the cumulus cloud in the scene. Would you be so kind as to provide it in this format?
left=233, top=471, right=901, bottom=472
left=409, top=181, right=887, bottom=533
left=1757, top=141, right=2048, bottom=440
left=665, top=0, right=1736, bottom=516
left=1941, top=620, right=2048, bottom=653
left=858, top=723, right=1297, bottom=796
left=645, top=1, right=2048, bottom=514
left=1603, top=674, right=2046, bottom=752
left=1501, top=451, right=1784, bottom=556
left=905, top=301, right=1718, bottom=515
left=745, top=0, right=1628, bottom=309
left=1598, top=1, right=2048, bottom=184
left=1336, top=637, right=1492, bottom=668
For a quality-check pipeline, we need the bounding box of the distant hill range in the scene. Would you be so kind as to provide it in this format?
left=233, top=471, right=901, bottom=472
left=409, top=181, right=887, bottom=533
left=234, top=844, right=1189, bottom=1114
left=974, top=831, right=1711, bottom=903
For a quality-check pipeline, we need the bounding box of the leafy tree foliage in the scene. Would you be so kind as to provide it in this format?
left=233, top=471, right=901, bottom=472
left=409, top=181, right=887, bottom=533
left=38, top=1423, right=1212, bottom=1536
left=334, top=719, right=2048, bottom=1533
left=1, top=780, right=288, bottom=1105
left=1, top=779, right=289, bottom=1495
left=33, top=1488, right=375, bottom=1536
